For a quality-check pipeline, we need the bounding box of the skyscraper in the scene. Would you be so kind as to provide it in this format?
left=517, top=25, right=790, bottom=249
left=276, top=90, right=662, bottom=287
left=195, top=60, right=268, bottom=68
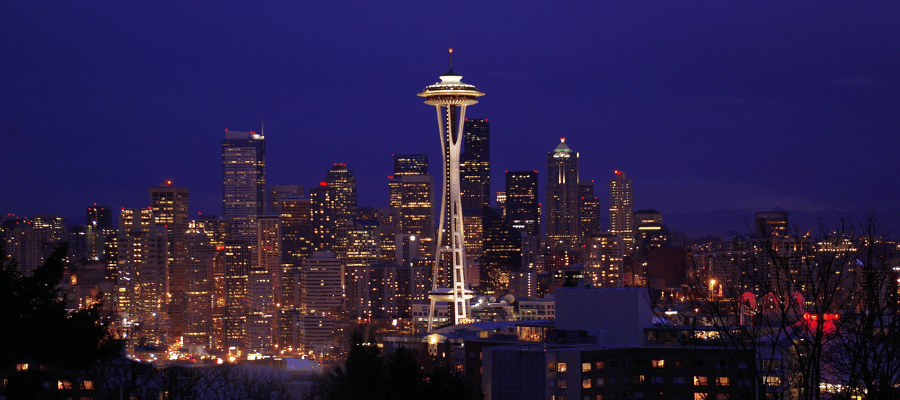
left=481, top=206, right=522, bottom=295
left=579, top=181, right=601, bottom=240
left=183, top=221, right=214, bottom=349
left=546, top=138, right=580, bottom=269
left=86, top=205, right=112, bottom=229
left=150, top=181, right=189, bottom=336
left=116, top=208, right=168, bottom=347
left=505, top=170, right=540, bottom=237
left=269, top=184, right=305, bottom=215
left=609, top=170, right=634, bottom=252
left=461, top=118, right=490, bottom=208
left=418, top=51, right=483, bottom=330
left=222, top=129, right=266, bottom=241
left=393, top=154, right=429, bottom=176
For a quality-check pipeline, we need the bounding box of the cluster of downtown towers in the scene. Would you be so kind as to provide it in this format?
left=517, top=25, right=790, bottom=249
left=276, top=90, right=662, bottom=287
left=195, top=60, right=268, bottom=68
left=4, top=122, right=638, bottom=359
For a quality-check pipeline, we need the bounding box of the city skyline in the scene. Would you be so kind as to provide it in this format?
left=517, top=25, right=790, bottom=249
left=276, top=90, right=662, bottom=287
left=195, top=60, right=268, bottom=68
left=4, top=2, right=899, bottom=236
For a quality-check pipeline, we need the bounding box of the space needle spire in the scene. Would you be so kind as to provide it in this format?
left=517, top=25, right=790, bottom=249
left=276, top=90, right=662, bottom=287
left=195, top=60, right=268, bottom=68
left=418, top=49, right=483, bottom=331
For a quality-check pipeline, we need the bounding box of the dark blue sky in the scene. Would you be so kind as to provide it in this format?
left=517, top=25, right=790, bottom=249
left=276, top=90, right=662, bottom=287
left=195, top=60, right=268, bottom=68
left=3, top=2, right=899, bottom=232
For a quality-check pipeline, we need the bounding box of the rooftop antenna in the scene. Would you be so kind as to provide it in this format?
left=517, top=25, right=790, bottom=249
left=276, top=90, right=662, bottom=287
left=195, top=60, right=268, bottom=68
left=448, top=48, right=453, bottom=72
left=261, top=120, right=265, bottom=137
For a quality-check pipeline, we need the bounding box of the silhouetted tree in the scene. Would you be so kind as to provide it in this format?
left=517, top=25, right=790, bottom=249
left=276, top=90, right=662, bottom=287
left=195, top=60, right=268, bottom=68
left=0, top=244, right=121, bottom=398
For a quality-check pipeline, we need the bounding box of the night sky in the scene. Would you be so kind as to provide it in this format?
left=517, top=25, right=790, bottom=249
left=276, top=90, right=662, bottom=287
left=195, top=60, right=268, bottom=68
left=3, top=2, right=899, bottom=235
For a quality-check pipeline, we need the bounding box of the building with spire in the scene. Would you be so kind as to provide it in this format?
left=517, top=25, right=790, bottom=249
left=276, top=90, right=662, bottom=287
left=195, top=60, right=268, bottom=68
left=417, top=49, right=482, bottom=330
left=546, top=138, right=581, bottom=269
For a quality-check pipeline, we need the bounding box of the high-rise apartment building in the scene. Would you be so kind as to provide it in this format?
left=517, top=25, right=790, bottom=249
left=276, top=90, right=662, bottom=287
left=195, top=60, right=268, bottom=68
left=583, top=233, right=625, bottom=287
left=546, top=138, right=581, bottom=269
left=298, top=251, right=343, bottom=353
left=505, top=171, right=540, bottom=237
left=150, top=182, right=189, bottom=336
left=324, top=163, right=357, bottom=228
left=609, top=170, right=634, bottom=252
left=461, top=118, right=490, bottom=208
left=222, top=129, right=266, bottom=241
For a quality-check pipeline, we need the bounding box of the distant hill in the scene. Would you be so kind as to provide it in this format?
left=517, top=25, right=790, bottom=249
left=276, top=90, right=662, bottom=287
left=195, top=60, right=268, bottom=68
left=664, top=208, right=900, bottom=240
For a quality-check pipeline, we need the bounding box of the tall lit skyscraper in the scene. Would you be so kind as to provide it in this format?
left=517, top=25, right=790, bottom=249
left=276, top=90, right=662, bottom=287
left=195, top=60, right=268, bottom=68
left=418, top=50, right=483, bottom=330
left=546, top=138, right=580, bottom=269
left=222, top=129, right=266, bottom=241
left=609, top=170, right=634, bottom=252
left=116, top=208, right=168, bottom=347
left=247, top=215, right=281, bottom=354
left=184, top=221, right=214, bottom=349
left=393, top=154, right=429, bottom=176
left=505, top=170, right=540, bottom=237
left=324, top=163, right=357, bottom=228
left=150, top=181, right=189, bottom=336
left=310, top=183, right=336, bottom=252
left=461, top=118, right=490, bottom=208
left=86, top=205, right=112, bottom=229
left=579, top=181, right=601, bottom=240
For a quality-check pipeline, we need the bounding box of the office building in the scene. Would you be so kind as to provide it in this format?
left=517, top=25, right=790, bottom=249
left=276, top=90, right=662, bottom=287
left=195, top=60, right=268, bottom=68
left=609, top=170, right=634, bottom=253
left=269, top=184, right=305, bottom=215
left=86, top=205, right=113, bottom=229
left=756, top=211, right=789, bottom=238
left=461, top=118, right=490, bottom=208
left=481, top=206, right=522, bottom=295
left=116, top=208, right=168, bottom=347
left=505, top=171, right=539, bottom=237
left=546, top=138, right=581, bottom=269
left=222, top=129, right=266, bottom=241
left=310, top=183, right=336, bottom=252
left=393, top=154, right=429, bottom=176
left=150, top=182, right=189, bottom=336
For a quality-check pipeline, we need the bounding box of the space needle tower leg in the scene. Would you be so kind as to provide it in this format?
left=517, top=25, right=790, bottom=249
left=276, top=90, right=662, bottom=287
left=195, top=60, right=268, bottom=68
left=420, top=49, right=483, bottom=332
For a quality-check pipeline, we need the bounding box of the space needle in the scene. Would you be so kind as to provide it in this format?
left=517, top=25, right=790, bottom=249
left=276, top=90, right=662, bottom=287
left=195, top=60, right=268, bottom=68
left=418, top=49, right=483, bottom=331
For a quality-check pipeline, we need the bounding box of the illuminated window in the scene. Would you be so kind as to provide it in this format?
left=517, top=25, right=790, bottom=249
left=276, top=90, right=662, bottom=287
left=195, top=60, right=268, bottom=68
left=716, top=377, right=729, bottom=386
left=694, top=376, right=708, bottom=386
left=595, top=396, right=604, bottom=400
left=559, top=379, right=567, bottom=389
left=558, top=363, right=567, bottom=373
left=58, top=380, right=73, bottom=390
left=582, top=362, right=591, bottom=372
left=634, top=375, right=645, bottom=383
left=694, top=394, right=707, bottom=400
left=16, top=364, right=28, bottom=371
left=765, top=376, right=781, bottom=386
left=652, top=359, right=665, bottom=368
left=583, top=379, right=592, bottom=389
left=595, top=361, right=605, bottom=370
left=716, top=394, right=728, bottom=400
left=83, top=381, right=94, bottom=390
